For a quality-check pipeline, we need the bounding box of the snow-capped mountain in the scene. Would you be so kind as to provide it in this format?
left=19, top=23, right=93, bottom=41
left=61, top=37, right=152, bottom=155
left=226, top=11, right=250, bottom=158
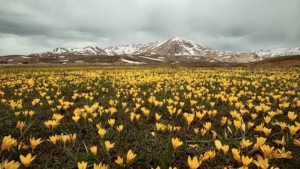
left=253, top=47, right=300, bottom=59
left=21, top=36, right=299, bottom=64
left=32, top=46, right=107, bottom=57
left=135, top=36, right=212, bottom=56
left=104, top=44, right=143, bottom=55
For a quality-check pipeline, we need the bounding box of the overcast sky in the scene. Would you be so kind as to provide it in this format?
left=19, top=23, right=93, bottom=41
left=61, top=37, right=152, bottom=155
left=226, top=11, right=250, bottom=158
left=0, top=0, right=300, bottom=55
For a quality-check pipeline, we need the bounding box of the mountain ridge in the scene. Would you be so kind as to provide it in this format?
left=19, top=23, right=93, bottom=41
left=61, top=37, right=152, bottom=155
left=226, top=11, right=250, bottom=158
left=2, top=36, right=300, bottom=64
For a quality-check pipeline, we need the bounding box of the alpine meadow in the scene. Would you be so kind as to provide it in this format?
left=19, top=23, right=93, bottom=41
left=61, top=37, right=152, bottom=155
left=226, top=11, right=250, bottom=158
left=1, top=65, right=300, bottom=168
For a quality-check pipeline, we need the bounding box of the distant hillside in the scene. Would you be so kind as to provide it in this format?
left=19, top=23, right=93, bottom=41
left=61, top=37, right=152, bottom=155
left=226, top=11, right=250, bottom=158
left=245, top=55, right=300, bottom=66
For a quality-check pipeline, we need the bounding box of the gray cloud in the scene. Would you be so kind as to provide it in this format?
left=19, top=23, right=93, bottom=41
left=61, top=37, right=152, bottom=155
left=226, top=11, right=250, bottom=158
left=0, top=0, right=299, bottom=55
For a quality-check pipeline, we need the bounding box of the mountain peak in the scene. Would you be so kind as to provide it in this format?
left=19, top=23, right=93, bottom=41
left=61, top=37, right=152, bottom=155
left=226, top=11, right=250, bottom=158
left=168, top=35, right=189, bottom=42
left=136, top=36, right=212, bottom=56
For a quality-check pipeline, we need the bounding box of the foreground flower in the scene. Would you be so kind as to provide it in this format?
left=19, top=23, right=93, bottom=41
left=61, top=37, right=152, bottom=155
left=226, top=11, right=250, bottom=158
left=205, top=150, right=216, bottom=160
left=293, top=139, right=300, bottom=147
left=241, top=155, right=253, bottom=168
left=262, top=127, right=272, bottom=137
left=49, top=135, right=58, bottom=145
left=240, top=138, right=253, bottom=148
left=260, top=144, right=274, bottom=158
left=252, top=137, right=267, bottom=152
left=288, top=111, right=297, bottom=122
left=172, top=138, right=183, bottom=150
left=108, top=118, right=115, bottom=127
left=44, top=120, right=59, bottom=129
left=30, top=137, right=43, bottom=151
left=105, top=140, right=115, bottom=152
left=155, top=113, right=162, bottom=121
left=1, top=135, right=17, bottom=152
left=221, top=145, right=230, bottom=155
left=115, top=156, right=123, bottom=166
left=187, top=156, right=201, bottom=169
left=232, top=148, right=241, bottom=163
left=72, top=115, right=80, bottom=123
left=186, top=114, right=195, bottom=128
left=271, top=147, right=292, bottom=159
left=52, top=113, right=64, bottom=121
left=126, top=149, right=137, bottom=164
left=4, top=160, right=21, bottom=169
left=288, top=125, right=299, bottom=136
left=234, top=120, right=241, bottom=131
left=20, top=153, right=36, bottom=168
left=16, top=121, right=25, bottom=133
left=69, top=133, right=77, bottom=144
left=117, top=125, right=124, bottom=133
left=214, top=140, right=222, bottom=150
left=78, top=161, right=87, bottom=169
left=252, top=155, right=269, bottom=169
left=273, top=136, right=286, bottom=146
left=98, top=128, right=107, bottom=139
left=90, top=146, right=97, bottom=156
left=94, top=162, right=108, bottom=169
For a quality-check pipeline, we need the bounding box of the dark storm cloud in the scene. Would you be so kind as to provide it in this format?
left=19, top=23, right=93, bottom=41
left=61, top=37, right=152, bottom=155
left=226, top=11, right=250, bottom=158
left=0, top=0, right=299, bottom=55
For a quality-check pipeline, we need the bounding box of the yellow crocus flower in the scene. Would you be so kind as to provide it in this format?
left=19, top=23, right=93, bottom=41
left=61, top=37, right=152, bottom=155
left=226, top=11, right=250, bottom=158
left=4, top=160, right=21, bottom=169
left=231, top=148, right=241, bottom=163
left=252, top=155, right=269, bottom=169
left=155, top=113, right=162, bottom=121
left=294, top=139, right=300, bottom=147
left=115, top=156, right=123, bottom=166
left=126, top=149, right=136, bottom=164
left=233, top=120, right=241, bottom=131
left=98, top=128, right=107, bottom=139
left=1, top=135, right=17, bottom=152
left=16, top=121, right=25, bottom=133
left=262, top=127, right=272, bottom=137
left=49, top=135, right=58, bottom=145
left=187, top=156, right=201, bottom=169
left=214, top=140, right=222, bottom=150
left=117, top=125, right=124, bottom=133
left=221, top=145, right=229, bottom=155
left=94, top=162, right=108, bottom=169
left=108, top=118, right=115, bottom=127
left=186, top=114, right=194, bottom=127
left=288, top=111, right=297, bottom=122
left=240, top=138, right=253, bottom=148
left=20, top=153, right=36, bottom=168
left=78, top=161, right=87, bottom=169
left=241, top=155, right=253, bottom=168
left=90, top=146, right=97, bottom=156
left=288, top=125, right=299, bottom=136
left=104, top=140, right=114, bottom=152
left=172, top=138, right=183, bottom=150
left=30, top=137, right=43, bottom=152
left=260, top=144, right=274, bottom=158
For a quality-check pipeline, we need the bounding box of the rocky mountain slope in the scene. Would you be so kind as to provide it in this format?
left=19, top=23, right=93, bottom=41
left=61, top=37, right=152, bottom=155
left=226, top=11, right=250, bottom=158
left=135, top=36, right=213, bottom=56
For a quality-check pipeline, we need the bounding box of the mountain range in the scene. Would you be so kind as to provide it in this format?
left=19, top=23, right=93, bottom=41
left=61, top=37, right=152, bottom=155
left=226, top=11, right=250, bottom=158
left=1, top=36, right=300, bottom=65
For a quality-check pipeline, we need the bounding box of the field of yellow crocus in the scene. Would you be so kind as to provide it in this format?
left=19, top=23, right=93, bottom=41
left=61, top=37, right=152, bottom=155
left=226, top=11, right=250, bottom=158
left=0, top=65, right=300, bottom=169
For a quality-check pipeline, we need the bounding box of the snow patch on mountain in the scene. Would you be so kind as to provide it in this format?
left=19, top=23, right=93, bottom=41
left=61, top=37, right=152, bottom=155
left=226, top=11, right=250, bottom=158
left=120, top=59, right=143, bottom=64
left=35, top=46, right=107, bottom=56
left=139, top=56, right=164, bottom=61
left=104, top=44, right=143, bottom=55
left=253, top=47, right=300, bottom=59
